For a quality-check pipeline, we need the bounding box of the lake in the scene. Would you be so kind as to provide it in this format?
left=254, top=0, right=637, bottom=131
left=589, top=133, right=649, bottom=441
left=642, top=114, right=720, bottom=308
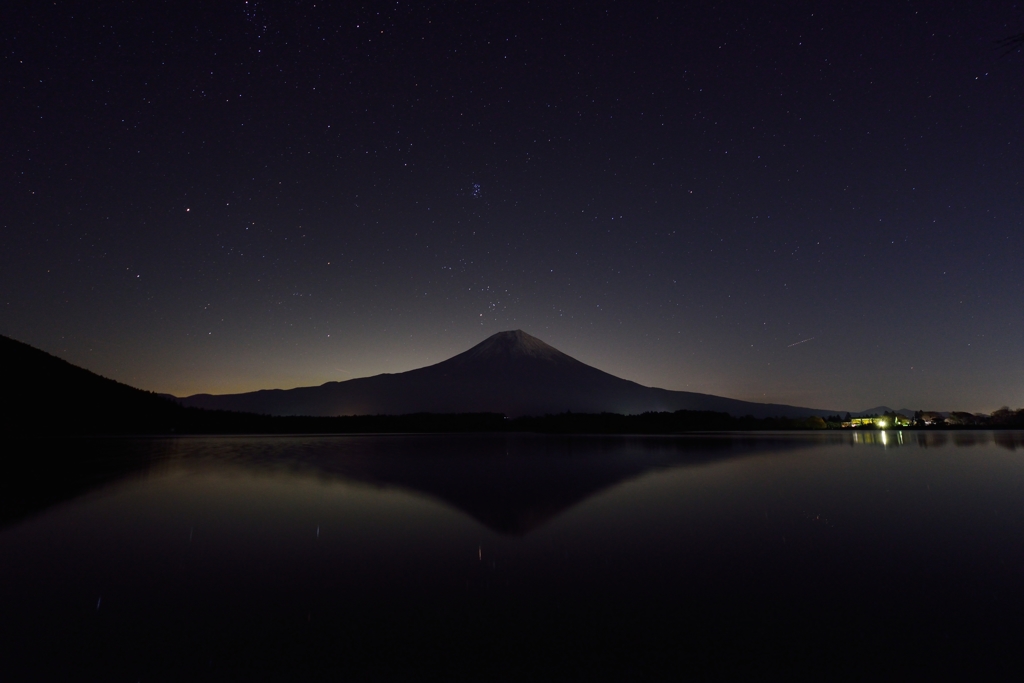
left=2, top=431, right=1024, bottom=681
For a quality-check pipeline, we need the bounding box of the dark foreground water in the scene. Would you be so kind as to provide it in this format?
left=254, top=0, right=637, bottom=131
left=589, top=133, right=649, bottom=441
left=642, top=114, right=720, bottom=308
left=2, top=431, right=1024, bottom=681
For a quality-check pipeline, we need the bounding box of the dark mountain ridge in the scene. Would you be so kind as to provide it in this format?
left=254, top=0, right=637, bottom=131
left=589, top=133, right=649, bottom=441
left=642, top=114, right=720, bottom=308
left=852, top=406, right=916, bottom=418
left=0, top=335, right=504, bottom=436
left=1, top=334, right=185, bottom=435
left=182, top=330, right=839, bottom=419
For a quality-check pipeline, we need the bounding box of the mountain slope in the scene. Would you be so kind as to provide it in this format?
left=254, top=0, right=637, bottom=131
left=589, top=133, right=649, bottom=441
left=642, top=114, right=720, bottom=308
left=0, top=334, right=185, bottom=435
left=182, top=330, right=838, bottom=418
left=852, top=406, right=916, bottom=418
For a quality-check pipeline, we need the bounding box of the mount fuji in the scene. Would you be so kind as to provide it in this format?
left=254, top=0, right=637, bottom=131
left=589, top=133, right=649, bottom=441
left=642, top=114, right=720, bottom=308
left=181, top=330, right=837, bottom=419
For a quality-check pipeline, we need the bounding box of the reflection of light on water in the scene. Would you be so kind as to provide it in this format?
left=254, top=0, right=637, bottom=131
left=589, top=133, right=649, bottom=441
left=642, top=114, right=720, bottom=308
left=851, top=430, right=906, bottom=448
left=880, top=431, right=905, bottom=448
left=846, top=429, right=1010, bottom=450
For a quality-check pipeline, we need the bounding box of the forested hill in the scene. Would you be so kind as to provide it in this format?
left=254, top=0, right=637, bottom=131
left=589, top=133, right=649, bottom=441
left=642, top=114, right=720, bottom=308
left=1, top=334, right=186, bottom=435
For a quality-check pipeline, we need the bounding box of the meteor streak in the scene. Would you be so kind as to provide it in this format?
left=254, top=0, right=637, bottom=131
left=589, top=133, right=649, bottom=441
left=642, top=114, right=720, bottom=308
left=787, top=337, right=815, bottom=348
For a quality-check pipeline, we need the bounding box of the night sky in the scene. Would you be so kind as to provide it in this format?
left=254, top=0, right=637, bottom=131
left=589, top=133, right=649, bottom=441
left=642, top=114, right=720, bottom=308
left=3, top=1, right=1022, bottom=412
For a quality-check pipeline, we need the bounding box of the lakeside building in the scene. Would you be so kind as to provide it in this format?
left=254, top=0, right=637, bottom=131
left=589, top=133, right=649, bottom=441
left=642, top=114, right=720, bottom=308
left=841, top=415, right=913, bottom=429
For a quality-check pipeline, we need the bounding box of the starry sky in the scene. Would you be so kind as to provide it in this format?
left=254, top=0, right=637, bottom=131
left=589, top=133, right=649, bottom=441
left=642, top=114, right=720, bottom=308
left=3, top=1, right=1023, bottom=412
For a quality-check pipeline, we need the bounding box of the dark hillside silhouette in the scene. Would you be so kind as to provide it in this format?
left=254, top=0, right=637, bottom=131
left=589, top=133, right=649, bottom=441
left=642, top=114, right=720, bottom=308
left=0, top=335, right=505, bottom=435
left=1, top=335, right=187, bottom=435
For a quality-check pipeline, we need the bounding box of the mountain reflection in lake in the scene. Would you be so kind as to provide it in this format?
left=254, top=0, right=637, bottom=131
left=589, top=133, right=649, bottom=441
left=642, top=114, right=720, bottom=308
left=2, top=432, right=1024, bottom=681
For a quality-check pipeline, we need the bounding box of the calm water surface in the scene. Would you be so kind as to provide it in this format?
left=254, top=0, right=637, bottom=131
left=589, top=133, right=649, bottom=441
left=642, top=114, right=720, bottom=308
left=2, top=431, right=1024, bottom=681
